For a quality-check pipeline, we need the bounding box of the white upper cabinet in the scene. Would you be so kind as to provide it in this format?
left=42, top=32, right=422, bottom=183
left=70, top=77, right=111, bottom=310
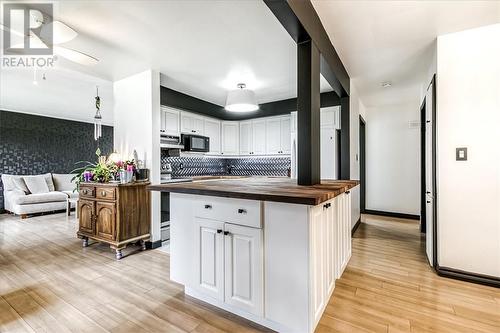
left=160, top=106, right=180, bottom=136
left=222, top=121, right=239, bottom=155
left=266, top=116, right=291, bottom=155
left=252, top=119, right=267, bottom=155
left=266, top=118, right=281, bottom=154
left=239, top=121, right=253, bottom=155
left=280, top=116, right=291, bottom=154
left=320, top=106, right=340, bottom=129
left=204, top=118, right=221, bottom=155
left=181, top=112, right=204, bottom=135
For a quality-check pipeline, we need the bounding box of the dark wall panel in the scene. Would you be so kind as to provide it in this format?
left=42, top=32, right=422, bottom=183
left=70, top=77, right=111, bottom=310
left=0, top=111, right=113, bottom=211
left=161, top=86, right=340, bottom=121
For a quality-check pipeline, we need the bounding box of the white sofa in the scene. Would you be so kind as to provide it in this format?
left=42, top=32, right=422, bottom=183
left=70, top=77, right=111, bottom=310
left=2, top=173, right=78, bottom=218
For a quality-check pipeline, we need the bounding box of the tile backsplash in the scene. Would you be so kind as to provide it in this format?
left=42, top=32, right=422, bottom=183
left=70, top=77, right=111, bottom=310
left=161, top=152, right=291, bottom=178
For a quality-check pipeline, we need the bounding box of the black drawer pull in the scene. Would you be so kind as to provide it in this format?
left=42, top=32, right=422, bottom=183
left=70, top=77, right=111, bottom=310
left=237, top=209, right=247, bottom=214
left=204, top=205, right=212, bottom=209
left=224, top=231, right=230, bottom=236
left=427, top=201, right=431, bottom=204
left=345, top=191, right=350, bottom=194
left=217, top=229, right=222, bottom=234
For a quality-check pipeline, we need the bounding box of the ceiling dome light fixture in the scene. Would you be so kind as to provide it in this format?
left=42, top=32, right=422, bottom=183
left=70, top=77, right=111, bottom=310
left=381, top=81, right=392, bottom=88
left=225, top=83, right=259, bottom=112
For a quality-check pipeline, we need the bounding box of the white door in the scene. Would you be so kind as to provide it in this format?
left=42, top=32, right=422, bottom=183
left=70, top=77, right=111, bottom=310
left=224, top=223, right=263, bottom=316
left=239, top=121, right=253, bottom=155
left=163, top=107, right=180, bottom=136
left=266, top=118, right=281, bottom=154
left=280, top=116, right=291, bottom=154
left=194, top=218, right=224, bottom=301
left=425, top=82, right=434, bottom=266
left=204, top=119, right=221, bottom=155
left=252, top=119, right=267, bottom=155
left=321, top=128, right=336, bottom=180
left=222, top=122, right=239, bottom=155
left=181, top=113, right=194, bottom=134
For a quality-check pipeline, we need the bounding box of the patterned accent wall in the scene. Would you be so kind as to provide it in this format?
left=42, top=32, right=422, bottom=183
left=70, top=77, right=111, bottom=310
left=0, top=111, right=113, bottom=211
left=161, top=152, right=291, bottom=178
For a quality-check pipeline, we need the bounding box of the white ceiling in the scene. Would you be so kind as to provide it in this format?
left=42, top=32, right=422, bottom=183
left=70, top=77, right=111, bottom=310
left=0, top=68, right=114, bottom=125
left=38, top=0, right=333, bottom=106
left=312, top=0, right=500, bottom=107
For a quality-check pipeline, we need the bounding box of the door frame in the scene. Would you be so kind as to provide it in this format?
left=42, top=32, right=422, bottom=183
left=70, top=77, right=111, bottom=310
left=420, top=98, right=427, bottom=233
left=359, top=116, right=366, bottom=213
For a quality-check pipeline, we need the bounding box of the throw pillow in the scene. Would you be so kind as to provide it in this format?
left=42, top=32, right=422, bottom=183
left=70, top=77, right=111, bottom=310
left=23, top=175, right=50, bottom=194
left=43, top=173, right=55, bottom=191
left=12, top=177, right=30, bottom=194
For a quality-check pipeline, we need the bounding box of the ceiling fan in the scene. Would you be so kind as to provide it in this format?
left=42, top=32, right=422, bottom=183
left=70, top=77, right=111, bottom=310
left=0, top=10, right=99, bottom=66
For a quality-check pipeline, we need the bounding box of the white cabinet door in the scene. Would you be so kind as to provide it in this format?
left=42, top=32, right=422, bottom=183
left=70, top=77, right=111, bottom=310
left=181, top=112, right=204, bottom=135
left=310, top=204, right=325, bottom=326
left=224, top=223, right=263, bottom=316
left=266, top=118, right=281, bottom=155
left=204, top=119, right=221, bottom=155
left=181, top=113, right=194, bottom=134
left=222, top=122, right=239, bottom=155
left=160, top=109, right=167, bottom=134
left=162, top=107, right=180, bottom=136
left=239, top=121, right=253, bottom=155
left=324, top=199, right=336, bottom=296
left=280, top=116, right=291, bottom=154
left=252, top=119, right=267, bottom=155
left=194, top=218, right=224, bottom=301
left=193, top=117, right=204, bottom=135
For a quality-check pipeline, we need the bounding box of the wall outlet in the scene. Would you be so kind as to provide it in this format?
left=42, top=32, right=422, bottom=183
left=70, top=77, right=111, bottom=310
left=456, top=147, right=467, bottom=161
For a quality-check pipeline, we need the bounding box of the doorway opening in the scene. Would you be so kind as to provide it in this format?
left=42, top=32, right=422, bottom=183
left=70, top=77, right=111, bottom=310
left=359, top=116, right=366, bottom=213
left=420, top=99, right=426, bottom=233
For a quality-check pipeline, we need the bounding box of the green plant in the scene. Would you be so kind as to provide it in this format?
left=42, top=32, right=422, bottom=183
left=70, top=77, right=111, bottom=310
left=92, top=163, right=112, bottom=183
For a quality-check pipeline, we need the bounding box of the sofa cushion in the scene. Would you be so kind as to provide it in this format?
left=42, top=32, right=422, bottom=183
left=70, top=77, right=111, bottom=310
left=43, top=173, right=55, bottom=191
left=13, top=191, right=68, bottom=205
left=13, top=177, right=30, bottom=194
left=62, top=190, right=79, bottom=199
left=52, top=174, right=77, bottom=192
left=23, top=175, right=50, bottom=194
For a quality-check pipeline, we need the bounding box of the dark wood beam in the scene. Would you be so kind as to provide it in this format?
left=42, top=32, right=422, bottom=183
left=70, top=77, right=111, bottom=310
left=297, top=39, right=321, bottom=185
left=286, top=0, right=350, bottom=96
left=340, top=96, right=350, bottom=179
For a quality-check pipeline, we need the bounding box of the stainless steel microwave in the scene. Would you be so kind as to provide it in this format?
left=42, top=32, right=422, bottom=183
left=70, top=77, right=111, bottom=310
left=181, top=134, right=210, bottom=153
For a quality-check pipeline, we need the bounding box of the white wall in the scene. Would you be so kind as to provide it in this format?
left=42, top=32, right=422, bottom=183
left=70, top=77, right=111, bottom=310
left=436, top=24, right=500, bottom=277
left=349, top=82, right=366, bottom=228
left=113, top=70, right=161, bottom=242
left=365, top=102, right=420, bottom=215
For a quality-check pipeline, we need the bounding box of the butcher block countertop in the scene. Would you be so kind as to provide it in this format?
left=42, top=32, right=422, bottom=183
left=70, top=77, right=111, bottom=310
left=148, top=177, right=359, bottom=205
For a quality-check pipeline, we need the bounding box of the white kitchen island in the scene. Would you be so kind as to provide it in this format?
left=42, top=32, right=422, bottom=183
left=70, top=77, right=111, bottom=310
left=149, top=178, right=358, bottom=333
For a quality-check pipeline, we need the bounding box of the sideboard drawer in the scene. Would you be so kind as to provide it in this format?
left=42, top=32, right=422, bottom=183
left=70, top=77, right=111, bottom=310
left=79, top=186, right=95, bottom=198
left=96, top=187, right=116, bottom=200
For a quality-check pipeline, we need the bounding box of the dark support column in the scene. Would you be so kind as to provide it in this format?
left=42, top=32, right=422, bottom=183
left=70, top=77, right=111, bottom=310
left=340, top=96, right=350, bottom=179
left=297, top=39, right=321, bottom=185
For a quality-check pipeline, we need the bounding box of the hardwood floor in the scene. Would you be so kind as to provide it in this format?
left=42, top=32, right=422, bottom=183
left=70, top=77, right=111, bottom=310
left=317, top=214, right=500, bottom=333
left=1, top=213, right=499, bottom=332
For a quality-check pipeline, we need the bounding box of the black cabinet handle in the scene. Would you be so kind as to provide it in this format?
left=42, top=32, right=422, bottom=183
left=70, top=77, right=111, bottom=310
left=204, top=204, right=212, bottom=209
left=427, top=201, right=431, bottom=204
left=426, top=191, right=431, bottom=194
left=426, top=120, right=431, bottom=123
left=327, top=203, right=331, bottom=208
left=217, top=229, right=222, bottom=234
left=224, top=231, right=230, bottom=236
left=345, top=191, right=350, bottom=194
left=238, top=209, right=247, bottom=214
left=323, top=204, right=328, bottom=209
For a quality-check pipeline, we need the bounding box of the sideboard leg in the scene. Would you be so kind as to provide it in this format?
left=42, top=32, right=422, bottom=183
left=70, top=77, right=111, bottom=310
left=115, top=248, right=123, bottom=260
left=82, top=237, right=89, bottom=247
left=141, top=239, right=147, bottom=251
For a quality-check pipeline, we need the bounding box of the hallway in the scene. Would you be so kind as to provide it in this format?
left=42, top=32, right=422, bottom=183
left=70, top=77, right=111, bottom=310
left=317, top=215, right=500, bottom=332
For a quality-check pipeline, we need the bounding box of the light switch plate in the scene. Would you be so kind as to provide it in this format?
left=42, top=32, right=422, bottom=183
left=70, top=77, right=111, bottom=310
left=456, top=147, right=467, bottom=161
